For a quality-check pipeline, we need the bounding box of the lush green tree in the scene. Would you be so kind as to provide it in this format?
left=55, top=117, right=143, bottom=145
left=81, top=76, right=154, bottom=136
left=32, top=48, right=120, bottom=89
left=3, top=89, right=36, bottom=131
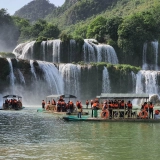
left=86, top=16, right=106, bottom=42
left=39, top=24, right=60, bottom=38
left=118, top=11, right=159, bottom=53
left=106, top=16, right=123, bottom=42
left=0, top=9, right=20, bottom=51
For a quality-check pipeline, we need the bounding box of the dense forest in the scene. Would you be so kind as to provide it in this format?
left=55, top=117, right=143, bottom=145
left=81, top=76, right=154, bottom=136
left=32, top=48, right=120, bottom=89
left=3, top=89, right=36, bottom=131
left=1, top=0, right=160, bottom=61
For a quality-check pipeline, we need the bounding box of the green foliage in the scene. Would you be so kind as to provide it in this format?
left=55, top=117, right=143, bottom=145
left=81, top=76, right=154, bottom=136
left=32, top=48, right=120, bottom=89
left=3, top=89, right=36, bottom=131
left=59, top=32, right=72, bottom=42
left=0, top=52, right=15, bottom=58
left=118, top=11, right=159, bottom=53
left=0, top=9, right=20, bottom=50
left=87, top=16, right=106, bottom=42
left=36, top=36, right=48, bottom=43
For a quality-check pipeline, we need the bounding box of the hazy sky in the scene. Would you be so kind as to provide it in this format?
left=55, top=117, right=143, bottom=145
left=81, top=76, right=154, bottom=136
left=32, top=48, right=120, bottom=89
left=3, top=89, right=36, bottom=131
left=0, top=0, right=65, bottom=15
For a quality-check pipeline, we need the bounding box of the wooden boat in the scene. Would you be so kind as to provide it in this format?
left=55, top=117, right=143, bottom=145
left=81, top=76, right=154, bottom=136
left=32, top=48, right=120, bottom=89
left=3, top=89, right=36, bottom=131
left=1, top=95, right=25, bottom=110
left=37, top=108, right=89, bottom=115
left=62, top=93, right=160, bottom=122
left=63, top=115, right=160, bottom=122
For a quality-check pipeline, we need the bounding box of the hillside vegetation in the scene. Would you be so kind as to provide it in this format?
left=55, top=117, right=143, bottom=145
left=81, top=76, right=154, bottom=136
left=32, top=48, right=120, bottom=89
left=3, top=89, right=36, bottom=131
left=14, top=0, right=56, bottom=23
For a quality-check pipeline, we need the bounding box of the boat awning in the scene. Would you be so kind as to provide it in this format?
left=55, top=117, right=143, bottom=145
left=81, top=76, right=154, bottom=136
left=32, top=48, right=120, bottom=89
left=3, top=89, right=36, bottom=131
left=46, top=94, right=77, bottom=99
left=98, top=93, right=149, bottom=99
left=3, top=95, right=22, bottom=99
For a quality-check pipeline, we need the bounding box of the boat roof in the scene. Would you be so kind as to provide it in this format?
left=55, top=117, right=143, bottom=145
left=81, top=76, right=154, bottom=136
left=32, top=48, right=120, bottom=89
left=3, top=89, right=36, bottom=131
left=97, top=93, right=149, bottom=99
left=46, top=94, right=77, bottom=99
left=3, top=95, right=22, bottom=98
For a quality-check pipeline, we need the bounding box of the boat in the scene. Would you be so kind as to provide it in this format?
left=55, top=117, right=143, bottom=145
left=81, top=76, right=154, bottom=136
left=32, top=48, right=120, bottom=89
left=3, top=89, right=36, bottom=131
left=1, top=95, right=25, bottom=110
left=37, top=108, right=89, bottom=115
left=37, top=94, right=89, bottom=115
left=62, top=93, right=160, bottom=122
left=63, top=115, right=160, bottom=122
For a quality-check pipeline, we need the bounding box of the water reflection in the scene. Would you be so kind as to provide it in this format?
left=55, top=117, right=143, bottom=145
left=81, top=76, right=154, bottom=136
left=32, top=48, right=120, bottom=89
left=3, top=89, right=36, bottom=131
left=1, top=108, right=160, bottom=160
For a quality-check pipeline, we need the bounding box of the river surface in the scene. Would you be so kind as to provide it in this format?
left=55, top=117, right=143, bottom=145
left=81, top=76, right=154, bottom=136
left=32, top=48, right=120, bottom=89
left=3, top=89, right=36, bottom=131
left=0, top=106, right=160, bottom=160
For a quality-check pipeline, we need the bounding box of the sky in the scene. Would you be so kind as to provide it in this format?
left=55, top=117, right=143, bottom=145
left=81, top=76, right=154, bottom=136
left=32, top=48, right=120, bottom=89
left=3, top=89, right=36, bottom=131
left=0, top=0, right=65, bottom=15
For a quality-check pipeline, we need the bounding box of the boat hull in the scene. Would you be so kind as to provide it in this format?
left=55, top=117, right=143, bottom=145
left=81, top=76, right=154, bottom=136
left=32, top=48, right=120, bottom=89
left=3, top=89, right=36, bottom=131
left=63, top=116, right=160, bottom=122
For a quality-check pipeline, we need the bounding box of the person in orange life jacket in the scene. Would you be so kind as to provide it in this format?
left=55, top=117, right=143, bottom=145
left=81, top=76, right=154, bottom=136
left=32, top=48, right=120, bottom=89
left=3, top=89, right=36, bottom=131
left=92, top=100, right=99, bottom=118
left=61, top=100, right=66, bottom=112
left=119, top=100, right=125, bottom=118
left=86, top=100, right=89, bottom=108
left=68, top=101, right=74, bottom=113
left=42, top=100, right=45, bottom=109
left=149, top=102, right=154, bottom=119
left=77, top=101, right=82, bottom=118
left=102, top=101, right=108, bottom=117
left=126, top=100, right=132, bottom=118
left=143, top=102, right=148, bottom=112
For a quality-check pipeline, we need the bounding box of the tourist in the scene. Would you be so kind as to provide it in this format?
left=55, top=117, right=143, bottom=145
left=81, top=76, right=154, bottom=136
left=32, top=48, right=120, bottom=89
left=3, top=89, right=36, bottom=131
left=86, top=100, right=89, bottom=108
left=127, top=100, right=132, bottom=118
left=42, top=100, right=45, bottom=109
left=92, top=99, right=99, bottom=118
left=149, top=102, right=154, bottom=119
left=77, top=101, right=82, bottom=118
left=90, top=99, right=93, bottom=108
left=68, top=101, right=74, bottom=113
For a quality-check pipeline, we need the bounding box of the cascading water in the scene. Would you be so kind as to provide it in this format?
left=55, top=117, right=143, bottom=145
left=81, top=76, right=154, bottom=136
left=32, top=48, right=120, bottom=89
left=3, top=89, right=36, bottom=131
left=6, top=58, right=16, bottom=94
left=52, top=39, right=61, bottom=63
left=30, top=60, right=37, bottom=80
left=37, top=61, right=64, bottom=95
left=19, top=41, right=35, bottom=59
left=83, top=39, right=118, bottom=64
left=131, top=71, right=136, bottom=93
left=41, top=41, right=46, bottom=61
left=102, top=66, right=110, bottom=93
left=152, top=41, right=159, bottom=70
left=59, top=64, right=81, bottom=98
left=12, top=42, right=28, bottom=57
left=70, top=39, right=76, bottom=62
left=136, top=70, right=160, bottom=95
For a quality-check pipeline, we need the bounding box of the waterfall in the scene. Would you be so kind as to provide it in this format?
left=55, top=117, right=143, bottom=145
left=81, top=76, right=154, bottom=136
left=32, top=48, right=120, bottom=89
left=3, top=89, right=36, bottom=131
left=19, top=41, right=36, bottom=59
left=70, top=39, right=76, bottom=62
left=102, top=67, right=110, bottom=93
left=151, top=41, right=159, bottom=70
left=131, top=71, right=136, bottom=93
left=142, top=43, right=148, bottom=70
left=59, top=64, right=81, bottom=98
left=52, top=39, right=61, bottom=63
left=37, top=61, right=64, bottom=94
left=83, top=39, right=96, bottom=62
left=12, top=42, right=28, bottom=57
left=83, top=39, right=118, bottom=64
left=17, top=69, right=25, bottom=84
left=30, top=60, right=37, bottom=80
left=136, top=70, right=160, bottom=95
left=6, top=58, right=16, bottom=94
left=41, top=41, right=46, bottom=61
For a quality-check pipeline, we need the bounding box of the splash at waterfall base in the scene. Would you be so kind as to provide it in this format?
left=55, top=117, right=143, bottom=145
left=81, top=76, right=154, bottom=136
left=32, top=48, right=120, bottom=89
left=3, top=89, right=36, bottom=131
left=63, top=93, right=160, bottom=122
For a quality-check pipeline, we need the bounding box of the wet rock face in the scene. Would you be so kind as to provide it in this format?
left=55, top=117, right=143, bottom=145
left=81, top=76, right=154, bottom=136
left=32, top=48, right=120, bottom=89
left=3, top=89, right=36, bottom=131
left=150, top=94, right=160, bottom=105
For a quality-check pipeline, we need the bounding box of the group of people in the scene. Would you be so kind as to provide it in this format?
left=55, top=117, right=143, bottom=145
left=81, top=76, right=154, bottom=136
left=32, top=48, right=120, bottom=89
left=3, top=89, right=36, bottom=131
left=3, top=98, right=22, bottom=109
left=42, top=97, right=83, bottom=118
left=139, top=102, right=154, bottom=119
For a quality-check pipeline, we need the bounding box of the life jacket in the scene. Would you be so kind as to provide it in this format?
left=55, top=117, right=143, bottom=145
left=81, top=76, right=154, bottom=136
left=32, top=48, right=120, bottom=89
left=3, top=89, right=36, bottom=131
left=42, top=101, right=45, bottom=105
left=127, top=103, right=132, bottom=108
left=114, top=103, right=118, bottom=108
left=144, top=104, right=148, bottom=110
left=149, top=104, right=154, bottom=109
left=77, top=102, right=81, bottom=109
left=92, top=102, right=97, bottom=107
left=86, top=101, right=89, bottom=105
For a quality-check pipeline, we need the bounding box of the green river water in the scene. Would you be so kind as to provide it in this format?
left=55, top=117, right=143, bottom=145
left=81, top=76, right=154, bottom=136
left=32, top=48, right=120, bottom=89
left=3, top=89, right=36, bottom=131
left=0, top=106, right=160, bottom=160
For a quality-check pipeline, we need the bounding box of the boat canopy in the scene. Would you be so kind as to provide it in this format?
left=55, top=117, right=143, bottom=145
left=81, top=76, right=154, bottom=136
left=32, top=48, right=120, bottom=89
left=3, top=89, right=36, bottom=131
left=97, top=93, right=149, bottom=99
left=3, top=95, right=22, bottom=99
left=46, top=94, right=77, bottom=99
